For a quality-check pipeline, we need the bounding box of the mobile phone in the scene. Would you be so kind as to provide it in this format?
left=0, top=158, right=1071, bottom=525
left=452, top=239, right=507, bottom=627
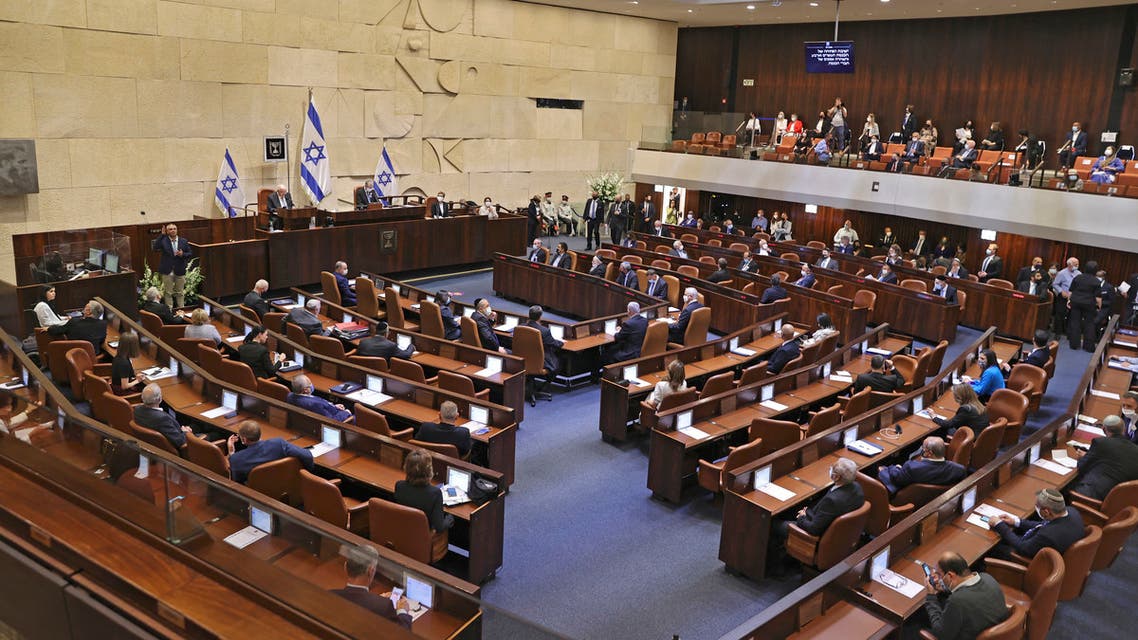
left=445, top=487, right=457, bottom=497
left=979, top=515, right=990, bottom=523
left=390, top=587, right=404, bottom=602
left=915, top=560, right=933, bottom=581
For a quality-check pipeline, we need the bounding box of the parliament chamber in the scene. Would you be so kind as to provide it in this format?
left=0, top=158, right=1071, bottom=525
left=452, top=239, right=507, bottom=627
left=2, top=1, right=1138, bottom=639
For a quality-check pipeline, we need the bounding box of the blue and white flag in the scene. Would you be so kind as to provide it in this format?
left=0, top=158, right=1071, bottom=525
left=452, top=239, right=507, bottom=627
left=300, top=93, right=331, bottom=205
left=373, top=145, right=398, bottom=205
left=213, top=148, right=245, bottom=218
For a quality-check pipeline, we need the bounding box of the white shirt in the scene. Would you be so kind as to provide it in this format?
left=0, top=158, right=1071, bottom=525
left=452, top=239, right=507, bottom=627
left=834, top=227, right=859, bottom=244
left=34, top=301, right=67, bottom=327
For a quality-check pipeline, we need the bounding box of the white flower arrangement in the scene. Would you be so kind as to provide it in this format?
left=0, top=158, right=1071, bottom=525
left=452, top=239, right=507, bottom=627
left=586, top=172, right=625, bottom=201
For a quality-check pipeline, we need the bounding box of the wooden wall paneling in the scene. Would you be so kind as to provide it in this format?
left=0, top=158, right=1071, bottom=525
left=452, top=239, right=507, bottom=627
left=674, top=28, right=736, bottom=112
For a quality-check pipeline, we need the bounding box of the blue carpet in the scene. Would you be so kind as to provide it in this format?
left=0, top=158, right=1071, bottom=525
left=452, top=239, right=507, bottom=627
left=416, top=255, right=1130, bottom=640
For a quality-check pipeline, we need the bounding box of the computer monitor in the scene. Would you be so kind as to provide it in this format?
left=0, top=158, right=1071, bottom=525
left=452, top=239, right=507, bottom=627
left=404, top=573, right=434, bottom=608
left=103, top=253, right=119, bottom=273
left=250, top=506, right=273, bottom=533
left=87, top=248, right=105, bottom=268
left=447, top=467, right=472, bottom=493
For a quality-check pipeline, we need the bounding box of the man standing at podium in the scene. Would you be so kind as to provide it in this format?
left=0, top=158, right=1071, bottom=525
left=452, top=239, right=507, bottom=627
left=152, top=223, right=192, bottom=308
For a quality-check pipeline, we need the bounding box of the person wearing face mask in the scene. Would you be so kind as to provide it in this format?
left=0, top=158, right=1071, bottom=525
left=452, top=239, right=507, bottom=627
left=549, top=242, right=571, bottom=269
left=1090, top=146, right=1125, bottom=184
left=815, top=249, right=838, bottom=271
left=884, top=245, right=904, bottom=267
left=978, top=121, right=1004, bottom=151
left=540, top=192, right=558, bottom=235
left=478, top=196, right=498, bottom=219
left=431, top=191, right=449, bottom=218
left=1058, top=121, right=1088, bottom=170
left=669, top=240, right=688, bottom=259
left=526, top=194, right=540, bottom=243
left=774, top=111, right=788, bottom=145
left=989, top=489, right=1084, bottom=560
left=900, top=104, right=917, bottom=139
left=962, top=348, right=1004, bottom=402
left=756, top=239, right=772, bottom=256
left=760, top=274, right=788, bottom=304
left=588, top=255, right=605, bottom=277
left=469, top=298, right=507, bottom=354
left=833, top=220, right=859, bottom=247
left=945, top=257, right=968, bottom=279
left=1015, top=256, right=1048, bottom=288
left=1069, top=414, right=1138, bottom=500
left=1018, top=331, right=1051, bottom=369
left=868, top=263, right=898, bottom=285
left=931, top=235, right=953, bottom=263
left=768, top=458, right=864, bottom=576
left=916, top=552, right=1009, bottom=640
left=771, top=212, right=793, bottom=241
left=878, top=227, right=897, bottom=249
left=1051, top=257, right=1080, bottom=334
left=1067, top=260, right=1102, bottom=351
left=859, top=113, right=879, bottom=146
left=739, top=251, right=758, bottom=274
left=976, top=243, right=1002, bottom=282
left=669, top=288, right=704, bottom=343
left=931, top=275, right=958, bottom=304
left=793, top=263, right=815, bottom=288
left=1093, top=268, right=1115, bottom=337
left=645, top=269, right=668, bottom=299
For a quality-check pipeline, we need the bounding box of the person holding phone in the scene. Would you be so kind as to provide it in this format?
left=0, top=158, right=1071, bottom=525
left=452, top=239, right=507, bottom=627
left=330, top=546, right=412, bottom=628
left=915, top=552, right=1008, bottom=640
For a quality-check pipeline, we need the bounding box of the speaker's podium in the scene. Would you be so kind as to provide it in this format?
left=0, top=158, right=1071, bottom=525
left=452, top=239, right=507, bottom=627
left=258, top=207, right=320, bottom=231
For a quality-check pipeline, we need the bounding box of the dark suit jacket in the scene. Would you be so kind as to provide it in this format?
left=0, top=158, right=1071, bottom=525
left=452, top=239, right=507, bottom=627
left=48, top=316, right=107, bottom=352
left=993, top=509, right=1085, bottom=557
left=1066, top=130, right=1088, bottom=155
left=640, top=202, right=655, bottom=226
left=646, top=278, right=667, bottom=299
left=329, top=586, right=412, bottom=629
left=582, top=197, right=604, bottom=221
left=854, top=371, right=904, bottom=393
left=912, top=237, right=930, bottom=257
left=243, top=291, right=271, bottom=319
left=902, top=139, right=925, bottom=158
left=472, top=312, right=500, bottom=350
left=796, top=481, right=865, bottom=536
left=879, top=234, right=897, bottom=247
left=1071, top=435, right=1138, bottom=500
left=133, top=405, right=186, bottom=449
left=669, top=302, right=702, bottom=343
left=588, top=263, right=606, bottom=277
left=549, top=252, right=571, bottom=269
left=354, top=186, right=381, bottom=209
left=357, top=335, right=413, bottom=360
left=668, top=249, right=688, bottom=259
left=977, top=255, right=1003, bottom=281
left=334, top=271, right=357, bottom=305
left=152, top=235, right=192, bottom=276
left=432, top=200, right=449, bottom=218
left=1016, top=266, right=1049, bottom=286
left=239, top=342, right=281, bottom=379
left=946, top=267, right=969, bottom=279
left=708, top=269, right=731, bottom=284
left=878, top=459, right=967, bottom=495
left=228, top=437, right=314, bottom=484
left=794, top=273, right=816, bottom=288
left=740, top=258, right=759, bottom=273
left=393, top=480, right=453, bottom=531
left=885, top=159, right=905, bottom=173
left=766, top=340, right=801, bottom=374
left=949, top=147, right=979, bottom=168
left=266, top=191, right=293, bottom=213
left=524, top=320, right=563, bottom=372
left=1022, top=347, right=1049, bottom=368
left=933, top=284, right=958, bottom=305
left=528, top=247, right=548, bottom=263
left=834, top=244, right=855, bottom=255
left=1068, top=272, right=1101, bottom=307
left=439, top=305, right=461, bottom=340
left=862, top=141, right=883, bottom=160
left=760, top=286, right=788, bottom=304
left=141, top=301, right=185, bottom=325
left=415, top=421, right=472, bottom=457
left=609, top=315, right=648, bottom=362
left=1017, top=280, right=1049, bottom=298
left=616, top=269, right=638, bottom=289
left=283, top=308, right=324, bottom=336
left=933, top=406, right=988, bottom=435
left=876, top=271, right=898, bottom=284
left=815, top=257, right=838, bottom=270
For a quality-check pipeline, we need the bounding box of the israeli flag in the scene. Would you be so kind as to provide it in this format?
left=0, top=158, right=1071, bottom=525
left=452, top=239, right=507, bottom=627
left=300, top=94, right=331, bottom=205
left=213, top=148, right=245, bottom=218
left=373, top=145, right=398, bottom=205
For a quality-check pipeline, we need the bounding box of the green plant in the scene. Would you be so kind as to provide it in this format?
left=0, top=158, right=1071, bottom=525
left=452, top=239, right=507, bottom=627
left=138, top=258, right=204, bottom=306
left=586, top=172, right=625, bottom=201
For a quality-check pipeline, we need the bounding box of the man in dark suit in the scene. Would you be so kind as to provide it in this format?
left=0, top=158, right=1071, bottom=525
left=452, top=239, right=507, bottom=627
left=770, top=458, right=865, bottom=574
left=141, top=286, right=186, bottom=325
left=431, top=291, right=461, bottom=341
left=332, top=260, right=357, bottom=305
left=877, top=437, right=967, bottom=495
left=871, top=263, right=898, bottom=284
left=1018, top=270, right=1049, bottom=298
left=583, top=190, right=604, bottom=251
left=854, top=355, right=904, bottom=392
left=549, top=242, right=571, bottom=269
left=902, top=131, right=925, bottom=164
left=266, top=184, right=294, bottom=214
left=639, top=195, right=656, bottom=233
left=134, top=384, right=193, bottom=450
left=524, top=305, right=563, bottom=373
left=283, top=299, right=328, bottom=337
left=722, top=219, right=741, bottom=235
left=1070, top=415, right=1138, bottom=499
left=606, top=195, right=627, bottom=245
left=739, top=250, right=759, bottom=273
left=1094, top=267, right=1114, bottom=333
left=668, top=240, right=688, bottom=259
left=931, top=275, right=958, bottom=304
left=244, top=279, right=272, bottom=319
left=946, top=257, right=969, bottom=279
left=48, top=300, right=107, bottom=352
left=615, top=261, right=638, bottom=289
left=645, top=269, right=667, bottom=299
left=834, top=236, right=856, bottom=255
left=605, top=302, right=648, bottom=364
left=760, top=274, right=789, bottom=304
left=152, top=222, right=193, bottom=308
left=587, top=255, right=606, bottom=277
left=431, top=191, right=449, bottom=218
left=525, top=195, right=540, bottom=243
left=884, top=152, right=905, bottom=173
left=471, top=299, right=505, bottom=353
left=330, top=546, right=412, bottom=629
left=938, top=139, right=979, bottom=177
left=357, top=321, right=414, bottom=360
left=793, top=264, right=815, bottom=288
left=354, top=180, right=382, bottom=209
left=416, top=401, right=472, bottom=457
left=765, top=325, right=801, bottom=374
left=1016, top=257, right=1049, bottom=287
left=919, top=552, right=1009, bottom=640
left=815, top=249, right=838, bottom=271
left=651, top=219, right=670, bottom=238
left=668, top=287, right=703, bottom=343
left=878, top=227, right=897, bottom=249
left=707, top=258, right=731, bottom=284
left=861, top=135, right=884, bottom=161
left=227, top=420, right=314, bottom=484
left=1021, top=331, right=1051, bottom=369
left=287, top=375, right=354, bottom=422
left=977, top=244, right=1003, bottom=283
left=527, top=238, right=548, bottom=263
left=911, top=231, right=930, bottom=259
left=1067, top=260, right=1102, bottom=351
left=900, top=105, right=917, bottom=139
left=990, top=489, right=1085, bottom=559
left=1058, top=121, right=1088, bottom=169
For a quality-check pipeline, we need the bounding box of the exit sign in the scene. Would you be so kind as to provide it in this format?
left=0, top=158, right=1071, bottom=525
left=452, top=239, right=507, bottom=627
left=742, top=79, right=754, bottom=86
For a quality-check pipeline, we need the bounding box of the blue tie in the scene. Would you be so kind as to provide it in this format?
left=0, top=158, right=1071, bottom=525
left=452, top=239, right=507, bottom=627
left=1022, top=522, right=1044, bottom=540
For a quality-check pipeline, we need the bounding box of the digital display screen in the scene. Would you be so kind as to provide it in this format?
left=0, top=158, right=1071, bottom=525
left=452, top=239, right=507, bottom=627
left=805, top=41, right=854, bottom=73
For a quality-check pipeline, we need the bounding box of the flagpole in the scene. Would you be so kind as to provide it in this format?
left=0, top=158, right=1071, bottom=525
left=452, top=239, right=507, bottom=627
left=284, top=122, right=291, bottom=198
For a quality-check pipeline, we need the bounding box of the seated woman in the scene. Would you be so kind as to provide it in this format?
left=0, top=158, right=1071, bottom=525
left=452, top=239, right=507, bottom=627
left=800, top=313, right=838, bottom=348
left=34, top=285, right=69, bottom=328
left=184, top=309, right=222, bottom=346
left=647, top=359, right=687, bottom=409
left=931, top=383, right=989, bottom=437
left=1090, top=147, right=1125, bottom=184
left=963, top=349, right=1005, bottom=403
left=477, top=196, right=499, bottom=219
left=111, top=330, right=143, bottom=396
left=393, top=450, right=453, bottom=532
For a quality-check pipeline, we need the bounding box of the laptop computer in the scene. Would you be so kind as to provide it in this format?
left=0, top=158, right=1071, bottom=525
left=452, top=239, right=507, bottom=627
left=441, top=467, right=472, bottom=506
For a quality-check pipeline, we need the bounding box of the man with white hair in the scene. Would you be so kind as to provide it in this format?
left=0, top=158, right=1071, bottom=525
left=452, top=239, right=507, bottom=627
left=48, top=300, right=106, bottom=351
left=990, top=488, right=1084, bottom=559
left=133, top=383, right=193, bottom=450
left=615, top=261, right=638, bottom=289
left=267, top=184, right=293, bottom=213
left=877, top=436, right=967, bottom=495
left=605, top=301, right=648, bottom=365
left=283, top=298, right=327, bottom=336
left=244, top=279, right=271, bottom=319
left=286, top=374, right=353, bottom=423
left=669, top=240, right=688, bottom=259
left=141, top=286, right=186, bottom=325
left=669, top=287, right=703, bottom=343
left=769, top=457, right=865, bottom=575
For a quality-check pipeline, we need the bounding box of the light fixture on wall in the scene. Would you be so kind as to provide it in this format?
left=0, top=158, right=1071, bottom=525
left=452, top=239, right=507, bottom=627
left=980, top=229, right=997, bottom=241
left=805, top=204, right=818, bottom=214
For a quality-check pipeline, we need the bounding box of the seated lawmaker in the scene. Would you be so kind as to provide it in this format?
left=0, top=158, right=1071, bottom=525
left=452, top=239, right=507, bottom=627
left=414, top=401, right=471, bottom=458
left=283, top=299, right=328, bottom=337
left=707, top=258, right=731, bottom=284
left=1020, top=330, right=1051, bottom=369
left=333, top=261, right=357, bottom=306
left=918, top=552, right=1009, bottom=640
left=989, top=489, right=1084, bottom=559
left=286, top=374, right=353, bottom=423
left=799, top=313, right=838, bottom=348
left=470, top=298, right=506, bottom=353
left=605, top=302, right=648, bottom=364
left=765, top=325, right=800, bottom=374
left=962, top=349, right=1004, bottom=402
left=331, top=546, right=412, bottom=628
left=760, top=274, right=789, bottom=304
left=436, top=290, right=462, bottom=340
left=1069, top=415, right=1138, bottom=500
left=834, top=236, right=856, bottom=255
left=549, top=242, right=571, bottom=269
left=646, top=359, right=687, bottom=408
left=524, top=305, right=563, bottom=374
left=668, top=288, right=703, bottom=344
left=861, top=135, right=883, bottom=161
left=357, top=321, right=414, bottom=360
left=739, top=251, right=758, bottom=273
left=134, top=384, right=192, bottom=450
left=588, top=255, right=606, bottom=277
left=354, top=179, right=382, bottom=209
left=669, top=240, right=688, bottom=259
left=184, top=308, right=222, bottom=346
left=645, top=269, right=668, bottom=299
left=931, top=383, right=988, bottom=437
left=937, top=139, right=978, bottom=177
left=266, top=184, right=294, bottom=214
left=394, top=450, right=453, bottom=532
left=615, top=261, right=638, bottom=289
left=141, top=286, right=186, bottom=325
left=877, top=436, right=967, bottom=495
left=227, top=420, right=314, bottom=484
left=866, top=263, right=898, bottom=284
left=1018, top=270, right=1049, bottom=298
left=239, top=326, right=285, bottom=379
left=854, top=355, right=904, bottom=393
left=1089, top=146, right=1125, bottom=184
left=931, top=274, right=958, bottom=304
left=111, top=331, right=143, bottom=395
left=244, top=279, right=272, bottom=319
left=769, top=458, right=864, bottom=573
left=528, top=238, right=548, bottom=263
left=48, top=300, right=106, bottom=352
left=794, top=264, right=815, bottom=288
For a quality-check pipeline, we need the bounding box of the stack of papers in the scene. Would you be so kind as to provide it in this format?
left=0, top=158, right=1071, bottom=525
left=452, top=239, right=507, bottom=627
left=966, top=503, right=1013, bottom=529
left=0, top=379, right=25, bottom=390
left=1090, top=389, right=1121, bottom=400
left=1077, top=414, right=1098, bottom=424
left=756, top=483, right=796, bottom=502
left=277, top=303, right=298, bottom=310
left=866, top=347, right=892, bottom=356
left=225, top=335, right=246, bottom=343
left=1050, top=450, right=1078, bottom=469
left=141, top=367, right=176, bottom=380
left=759, top=399, right=788, bottom=411
left=224, top=526, right=268, bottom=549
left=1112, top=339, right=1137, bottom=348
left=625, top=377, right=650, bottom=387
left=1076, top=424, right=1107, bottom=437
left=677, top=426, right=710, bottom=440
left=345, top=388, right=392, bottom=406
left=1032, top=458, right=1075, bottom=475
left=730, top=346, right=757, bottom=356
left=830, top=371, right=854, bottom=383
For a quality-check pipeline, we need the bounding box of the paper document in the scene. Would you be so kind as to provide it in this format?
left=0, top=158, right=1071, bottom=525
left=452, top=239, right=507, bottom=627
left=1108, top=360, right=1135, bottom=371
left=224, top=526, right=268, bottom=549
left=1050, top=450, right=1078, bottom=468
left=472, top=366, right=499, bottom=378
left=1076, top=424, right=1106, bottom=437
left=626, top=378, right=650, bottom=387
left=866, top=347, right=892, bottom=356
left=677, top=426, right=710, bottom=440
left=1077, top=414, right=1098, bottom=424
left=345, top=388, right=392, bottom=406
left=0, top=380, right=25, bottom=390
left=309, top=442, right=338, bottom=458
left=1090, top=389, right=1121, bottom=400
left=1119, top=281, right=1132, bottom=296
left=1032, top=458, right=1075, bottom=475
left=225, top=335, right=246, bottom=343
left=277, top=303, right=298, bottom=310
left=1112, top=339, right=1137, bottom=348
left=756, top=483, right=796, bottom=502
left=730, top=347, right=757, bottom=356
left=873, top=570, right=926, bottom=598
left=830, top=372, right=853, bottom=382
left=141, top=367, right=176, bottom=380
left=201, top=406, right=233, bottom=419
left=966, top=503, right=1014, bottom=530
left=759, top=399, right=788, bottom=411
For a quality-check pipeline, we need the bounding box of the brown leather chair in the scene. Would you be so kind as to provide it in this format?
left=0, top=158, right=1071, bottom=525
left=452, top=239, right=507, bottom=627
left=354, top=277, right=384, bottom=320
left=247, top=456, right=303, bottom=507
left=185, top=434, right=230, bottom=478
left=826, top=284, right=846, bottom=296
left=348, top=355, right=388, bottom=372
left=310, top=334, right=356, bottom=360
left=460, top=315, right=482, bottom=348
left=98, top=392, right=135, bottom=431
left=1006, top=364, right=1046, bottom=413
left=728, top=242, right=749, bottom=252
left=698, top=256, right=716, bottom=265
left=139, top=309, right=164, bottom=335
left=857, top=473, right=913, bottom=537
left=741, top=282, right=756, bottom=295
left=945, top=426, right=975, bottom=466
left=988, top=278, right=1015, bottom=289
left=890, top=354, right=919, bottom=392
left=969, top=418, right=1007, bottom=470
left=46, top=340, right=95, bottom=384
left=676, top=265, right=699, bottom=278
left=663, top=275, right=681, bottom=308
left=894, top=483, right=949, bottom=511
left=389, top=358, right=436, bottom=385
left=238, top=304, right=261, bottom=323
left=957, top=289, right=967, bottom=312
left=919, top=603, right=1026, bottom=640
left=651, top=259, right=671, bottom=270
left=418, top=300, right=445, bottom=339
left=805, top=240, right=826, bottom=249
left=786, top=501, right=870, bottom=571
left=838, top=386, right=872, bottom=420
left=84, top=373, right=117, bottom=418
left=217, top=358, right=258, bottom=391
left=987, top=388, right=1029, bottom=447
left=984, top=547, right=1064, bottom=640
left=437, top=370, right=489, bottom=401
left=899, top=278, right=927, bottom=292
left=852, top=289, right=876, bottom=313
left=300, top=469, right=368, bottom=534
left=679, top=233, right=698, bottom=244
left=638, top=388, right=697, bottom=433
left=747, top=417, right=801, bottom=456
left=927, top=339, right=950, bottom=376
left=64, top=346, right=111, bottom=402
left=128, top=419, right=182, bottom=457
left=698, top=371, right=735, bottom=400
left=640, top=321, right=669, bottom=358
left=1051, top=525, right=1101, bottom=601
left=353, top=404, right=413, bottom=440
left=595, top=248, right=617, bottom=260
left=513, top=325, right=553, bottom=406
left=175, top=337, right=215, bottom=363
left=803, top=403, right=841, bottom=438
left=669, top=306, right=711, bottom=349
left=1070, top=479, right=1138, bottom=527
left=408, top=439, right=463, bottom=461
left=736, top=363, right=770, bottom=388
left=263, top=312, right=287, bottom=334
left=1089, top=506, right=1138, bottom=570
left=196, top=344, right=225, bottom=377
left=256, top=377, right=290, bottom=403
left=779, top=252, right=799, bottom=261
left=622, top=255, right=643, bottom=265
left=320, top=271, right=342, bottom=306
left=384, top=287, right=419, bottom=332
left=696, top=437, right=764, bottom=495
left=368, top=497, right=447, bottom=564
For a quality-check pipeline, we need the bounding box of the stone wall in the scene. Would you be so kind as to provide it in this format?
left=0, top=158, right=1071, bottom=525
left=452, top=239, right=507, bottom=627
left=0, top=0, right=677, bottom=281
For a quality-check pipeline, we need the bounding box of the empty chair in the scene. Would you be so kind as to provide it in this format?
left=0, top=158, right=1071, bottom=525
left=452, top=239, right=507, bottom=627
left=368, top=497, right=447, bottom=565
left=945, top=426, right=975, bottom=466
left=786, top=501, right=871, bottom=571
left=300, top=469, right=368, bottom=534
left=217, top=358, right=258, bottom=391
left=64, top=346, right=110, bottom=402
left=184, top=434, right=230, bottom=478
left=384, top=287, right=419, bottom=332
left=852, top=289, right=876, bottom=313
left=779, top=252, right=799, bottom=261
left=663, top=275, right=681, bottom=308
left=838, top=386, right=872, bottom=420
left=747, top=417, right=801, bottom=456
left=1070, top=479, right=1138, bottom=526
left=640, top=321, right=669, bottom=358
left=285, top=322, right=310, bottom=347
left=729, top=242, right=749, bottom=252
left=417, top=300, right=445, bottom=339
left=826, top=284, right=846, bottom=296
left=408, top=439, right=462, bottom=460
left=1052, top=525, right=1101, bottom=601
left=238, top=304, right=261, bottom=323
left=927, top=339, right=950, bottom=376
left=309, top=334, right=355, bottom=360
left=99, top=392, right=135, bottom=431
left=806, top=240, right=826, bottom=249
left=856, top=473, right=913, bottom=537
left=706, top=238, right=722, bottom=247
left=256, top=377, right=290, bottom=403
left=987, top=388, right=1029, bottom=446
left=138, top=310, right=164, bottom=335
left=900, top=278, right=927, bottom=292
left=988, top=278, right=1015, bottom=289
left=247, top=456, right=303, bottom=507
left=698, top=256, right=715, bottom=265
left=460, top=315, right=482, bottom=348
left=46, top=340, right=95, bottom=385
left=175, top=337, right=215, bottom=363
left=984, top=547, right=1064, bottom=640
left=696, top=437, right=764, bottom=495
left=1006, top=364, right=1046, bottom=413
left=651, top=259, right=671, bottom=270
left=803, top=403, right=841, bottom=438
left=354, top=403, right=413, bottom=440
left=969, top=418, right=1007, bottom=470
left=389, top=358, right=436, bottom=385
left=677, top=265, right=699, bottom=278
left=354, top=277, right=384, bottom=320
left=890, top=354, right=919, bottom=392
left=1090, top=506, right=1138, bottom=570
left=347, top=355, right=388, bottom=372
left=736, top=363, right=770, bottom=388
left=698, top=371, right=735, bottom=400
left=437, top=370, right=490, bottom=401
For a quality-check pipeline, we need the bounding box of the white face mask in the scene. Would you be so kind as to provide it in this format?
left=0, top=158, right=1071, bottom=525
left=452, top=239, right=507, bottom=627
left=985, top=249, right=993, bottom=256
left=1072, top=126, right=1079, bottom=132
left=1122, top=408, right=1137, bottom=419
left=1049, top=268, right=1058, bottom=276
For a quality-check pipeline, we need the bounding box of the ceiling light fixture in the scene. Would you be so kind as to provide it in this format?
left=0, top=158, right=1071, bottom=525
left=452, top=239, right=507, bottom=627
left=746, top=4, right=756, bottom=9
left=810, top=1, right=819, bottom=5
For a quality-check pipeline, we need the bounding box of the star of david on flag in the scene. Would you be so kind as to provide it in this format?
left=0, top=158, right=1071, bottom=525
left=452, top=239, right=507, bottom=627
left=213, top=148, right=246, bottom=218
left=300, top=93, right=331, bottom=205
left=373, top=145, right=398, bottom=206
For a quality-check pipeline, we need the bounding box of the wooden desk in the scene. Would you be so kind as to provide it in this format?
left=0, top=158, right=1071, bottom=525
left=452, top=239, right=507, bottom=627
left=190, top=239, right=268, bottom=299
left=10, top=270, right=138, bottom=338
left=492, top=253, right=663, bottom=320
left=259, top=206, right=320, bottom=231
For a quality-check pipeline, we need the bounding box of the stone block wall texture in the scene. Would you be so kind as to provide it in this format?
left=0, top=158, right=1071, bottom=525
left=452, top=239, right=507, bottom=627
left=0, top=0, right=677, bottom=281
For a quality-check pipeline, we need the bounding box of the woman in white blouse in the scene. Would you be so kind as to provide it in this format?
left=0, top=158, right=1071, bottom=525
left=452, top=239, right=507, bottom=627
left=800, top=313, right=839, bottom=348
left=860, top=114, right=880, bottom=144
left=647, top=359, right=687, bottom=408
left=34, top=286, right=68, bottom=328
left=478, top=196, right=499, bottom=219
left=774, top=111, right=789, bottom=145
